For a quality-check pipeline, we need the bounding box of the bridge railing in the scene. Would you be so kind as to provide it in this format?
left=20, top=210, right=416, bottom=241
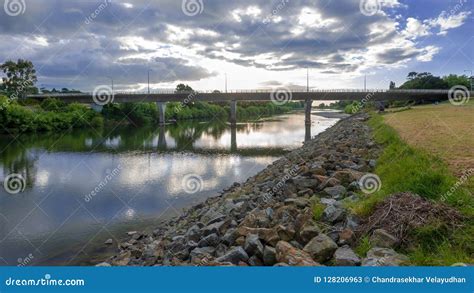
left=28, top=89, right=454, bottom=97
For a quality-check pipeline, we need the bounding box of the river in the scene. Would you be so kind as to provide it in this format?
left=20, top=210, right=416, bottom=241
left=0, top=111, right=341, bottom=266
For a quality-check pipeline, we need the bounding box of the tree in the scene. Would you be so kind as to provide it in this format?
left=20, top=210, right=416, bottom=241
left=399, top=72, right=448, bottom=90
left=175, top=84, right=194, bottom=92
left=0, top=59, right=38, bottom=98
left=442, top=74, right=470, bottom=89
left=389, top=81, right=396, bottom=89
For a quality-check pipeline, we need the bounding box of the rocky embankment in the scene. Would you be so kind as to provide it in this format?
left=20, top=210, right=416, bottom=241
left=100, top=113, right=408, bottom=267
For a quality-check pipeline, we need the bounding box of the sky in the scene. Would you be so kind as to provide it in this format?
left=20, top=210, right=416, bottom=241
left=0, top=0, right=472, bottom=92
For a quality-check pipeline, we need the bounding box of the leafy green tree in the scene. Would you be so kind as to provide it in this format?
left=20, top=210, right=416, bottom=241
left=399, top=72, right=448, bottom=89
left=175, top=84, right=194, bottom=92
left=442, top=74, right=470, bottom=89
left=0, top=59, right=38, bottom=98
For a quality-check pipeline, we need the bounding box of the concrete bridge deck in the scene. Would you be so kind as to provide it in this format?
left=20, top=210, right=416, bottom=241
left=27, top=89, right=469, bottom=126
left=27, top=89, right=454, bottom=103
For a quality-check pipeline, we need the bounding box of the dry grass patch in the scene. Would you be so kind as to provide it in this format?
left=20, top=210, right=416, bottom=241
left=383, top=101, right=474, bottom=178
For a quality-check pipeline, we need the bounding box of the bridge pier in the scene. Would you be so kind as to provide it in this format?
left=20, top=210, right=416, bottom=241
left=230, top=100, right=237, bottom=125
left=305, top=123, right=311, bottom=142
left=156, top=102, right=167, bottom=125
left=304, top=99, right=312, bottom=125
left=230, top=125, right=237, bottom=152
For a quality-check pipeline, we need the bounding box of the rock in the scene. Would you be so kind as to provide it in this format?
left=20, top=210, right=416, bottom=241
left=322, top=205, right=346, bottom=223
left=206, top=214, right=226, bottom=226
left=240, top=209, right=271, bottom=228
left=362, top=247, right=408, bottom=266
left=222, top=228, right=238, bottom=245
left=345, top=214, right=360, bottom=230
left=112, top=251, right=131, bottom=266
left=303, top=234, right=338, bottom=263
left=299, top=224, right=321, bottom=244
left=370, top=229, right=399, bottom=248
left=291, top=177, right=320, bottom=190
left=104, top=238, right=113, bottom=245
left=190, top=247, right=215, bottom=263
left=338, top=228, right=355, bottom=246
left=347, top=181, right=359, bottom=191
left=369, top=159, right=377, bottom=168
left=284, top=198, right=311, bottom=208
left=244, top=234, right=264, bottom=258
left=334, top=246, right=361, bottom=266
left=263, top=246, right=277, bottom=266
left=276, top=224, right=296, bottom=241
left=332, top=170, right=363, bottom=185
left=320, top=198, right=337, bottom=206
left=276, top=241, right=320, bottom=266
left=95, top=262, right=111, bottom=267
left=126, top=231, right=138, bottom=236
left=248, top=255, right=264, bottom=266
left=215, top=246, right=249, bottom=265
left=202, top=220, right=230, bottom=236
left=198, top=233, right=220, bottom=247
left=237, top=226, right=280, bottom=246
left=323, top=185, right=346, bottom=199
left=185, top=224, right=202, bottom=242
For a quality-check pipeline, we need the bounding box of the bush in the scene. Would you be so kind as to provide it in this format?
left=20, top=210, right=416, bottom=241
left=40, top=97, right=66, bottom=112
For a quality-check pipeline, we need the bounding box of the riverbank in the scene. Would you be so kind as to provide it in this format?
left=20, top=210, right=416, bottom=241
left=101, top=110, right=472, bottom=266
left=98, top=113, right=396, bottom=266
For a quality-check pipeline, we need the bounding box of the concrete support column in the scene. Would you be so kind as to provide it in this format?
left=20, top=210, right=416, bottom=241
left=156, top=102, right=167, bottom=125
left=158, top=125, right=167, bottom=150
left=304, top=99, right=312, bottom=125
left=230, top=125, right=237, bottom=152
left=230, top=100, right=237, bottom=125
left=305, top=123, right=311, bottom=142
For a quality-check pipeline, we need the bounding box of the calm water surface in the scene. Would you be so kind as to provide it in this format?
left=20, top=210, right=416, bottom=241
left=0, top=111, right=340, bottom=265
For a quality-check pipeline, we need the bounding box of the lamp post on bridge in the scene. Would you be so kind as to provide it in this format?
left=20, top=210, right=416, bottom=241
left=148, top=69, right=153, bottom=94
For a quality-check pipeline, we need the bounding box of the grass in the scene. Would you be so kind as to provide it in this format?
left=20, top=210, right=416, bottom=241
left=354, top=236, right=372, bottom=258
left=312, top=202, right=326, bottom=221
left=349, top=111, right=474, bottom=265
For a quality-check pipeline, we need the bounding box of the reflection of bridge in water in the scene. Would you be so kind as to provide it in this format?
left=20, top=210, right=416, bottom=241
left=28, top=89, right=458, bottom=126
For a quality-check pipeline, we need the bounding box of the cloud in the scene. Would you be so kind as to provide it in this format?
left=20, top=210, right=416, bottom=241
left=0, top=0, right=471, bottom=90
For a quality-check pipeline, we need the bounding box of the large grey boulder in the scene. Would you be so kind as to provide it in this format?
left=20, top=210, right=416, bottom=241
left=215, top=246, right=249, bottom=265
left=334, top=246, right=361, bottom=266
left=263, top=246, right=277, bottom=266
left=244, top=234, right=264, bottom=258
left=362, top=247, right=408, bottom=266
left=303, top=234, right=338, bottom=263
left=370, top=229, right=399, bottom=248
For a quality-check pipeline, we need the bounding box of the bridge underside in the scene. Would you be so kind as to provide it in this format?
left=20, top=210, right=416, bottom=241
left=27, top=90, right=464, bottom=130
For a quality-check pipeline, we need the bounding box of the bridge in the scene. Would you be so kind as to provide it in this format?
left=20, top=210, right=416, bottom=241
left=27, top=89, right=462, bottom=126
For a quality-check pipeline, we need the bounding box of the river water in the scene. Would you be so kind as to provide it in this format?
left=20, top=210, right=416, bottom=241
left=0, top=111, right=341, bottom=266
